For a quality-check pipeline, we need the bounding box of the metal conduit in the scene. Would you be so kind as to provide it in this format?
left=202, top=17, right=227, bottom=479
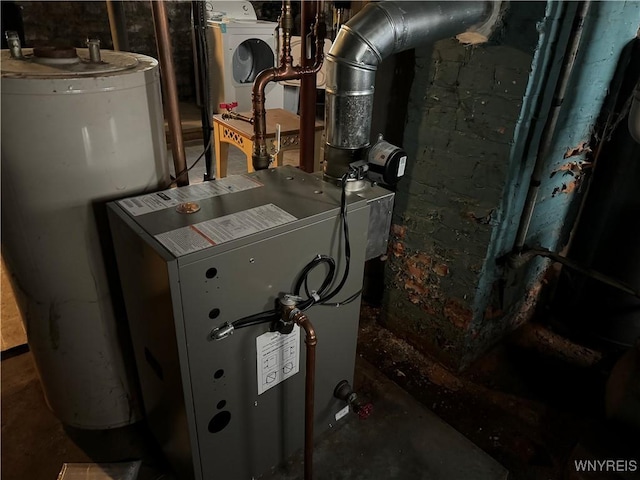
left=323, top=1, right=494, bottom=182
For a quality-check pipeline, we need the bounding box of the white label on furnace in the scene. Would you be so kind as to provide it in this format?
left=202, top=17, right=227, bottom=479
left=335, top=405, right=350, bottom=422
left=397, top=156, right=407, bottom=177
left=155, top=203, right=297, bottom=257
left=118, top=176, right=262, bottom=216
left=256, top=326, right=300, bottom=395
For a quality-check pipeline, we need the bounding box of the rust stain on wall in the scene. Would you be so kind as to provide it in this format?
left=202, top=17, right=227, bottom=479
left=433, top=263, right=450, bottom=276
left=391, top=224, right=407, bottom=240
left=444, top=298, right=473, bottom=330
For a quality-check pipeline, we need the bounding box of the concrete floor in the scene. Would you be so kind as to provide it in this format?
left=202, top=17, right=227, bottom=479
left=1, top=348, right=507, bottom=480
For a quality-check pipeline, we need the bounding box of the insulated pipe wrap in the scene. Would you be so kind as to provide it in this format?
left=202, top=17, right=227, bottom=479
left=324, top=1, right=492, bottom=179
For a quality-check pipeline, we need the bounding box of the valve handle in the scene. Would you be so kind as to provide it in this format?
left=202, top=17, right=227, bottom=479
left=219, top=102, right=239, bottom=112
left=354, top=402, right=374, bottom=420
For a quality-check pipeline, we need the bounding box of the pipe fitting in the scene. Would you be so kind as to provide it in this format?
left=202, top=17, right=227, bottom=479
left=281, top=1, right=295, bottom=31
left=86, top=38, right=102, bottom=63
left=5, top=31, right=23, bottom=59
left=251, top=1, right=326, bottom=172
left=252, top=149, right=272, bottom=171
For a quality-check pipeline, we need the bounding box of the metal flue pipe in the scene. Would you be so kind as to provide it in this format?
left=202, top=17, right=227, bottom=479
left=151, top=0, right=189, bottom=186
left=252, top=1, right=326, bottom=171
left=323, top=1, right=496, bottom=182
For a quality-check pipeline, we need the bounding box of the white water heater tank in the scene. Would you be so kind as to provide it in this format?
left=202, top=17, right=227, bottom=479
left=1, top=47, right=170, bottom=428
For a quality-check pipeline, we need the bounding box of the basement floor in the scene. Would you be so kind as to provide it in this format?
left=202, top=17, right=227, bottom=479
left=1, top=346, right=508, bottom=480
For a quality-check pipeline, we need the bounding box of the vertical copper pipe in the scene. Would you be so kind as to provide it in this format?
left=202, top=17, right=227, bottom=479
left=251, top=1, right=325, bottom=171
left=290, top=309, right=317, bottom=480
left=106, top=0, right=129, bottom=51
left=151, top=0, right=189, bottom=186
left=299, top=1, right=317, bottom=172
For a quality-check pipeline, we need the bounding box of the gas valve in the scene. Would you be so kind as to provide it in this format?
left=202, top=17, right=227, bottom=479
left=219, top=101, right=239, bottom=112
left=333, top=380, right=374, bottom=420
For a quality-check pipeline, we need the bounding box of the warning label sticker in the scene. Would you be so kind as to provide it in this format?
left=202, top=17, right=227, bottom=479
left=256, top=326, right=300, bottom=396
left=154, top=203, right=297, bottom=257
left=117, top=176, right=262, bottom=216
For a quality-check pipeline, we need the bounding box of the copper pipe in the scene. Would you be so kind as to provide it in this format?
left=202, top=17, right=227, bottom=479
left=151, top=0, right=189, bottom=186
left=106, top=0, right=129, bottom=51
left=251, top=0, right=325, bottom=171
left=299, top=1, right=318, bottom=172
left=290, top=309, right=317, bottom=480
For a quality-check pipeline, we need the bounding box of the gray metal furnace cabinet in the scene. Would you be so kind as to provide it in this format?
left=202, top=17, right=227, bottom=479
left=107, top=167, right=392, bottom=480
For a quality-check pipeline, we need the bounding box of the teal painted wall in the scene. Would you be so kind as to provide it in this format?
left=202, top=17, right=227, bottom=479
left=382, top=1, right=640, bottom=369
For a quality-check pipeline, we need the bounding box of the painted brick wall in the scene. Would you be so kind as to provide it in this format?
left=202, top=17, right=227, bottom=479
left=383, top=22, right=540, bottom=368
left=523, top=1, right=640, bottom=252
left=382, top=3, right=546, bottom=369
left=16, top=1, right=195, bottom=101
left=382, top=1, right=640, bottom=370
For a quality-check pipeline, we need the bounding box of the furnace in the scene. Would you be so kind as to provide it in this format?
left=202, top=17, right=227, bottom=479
left=108, top=167, right=393, bottom=479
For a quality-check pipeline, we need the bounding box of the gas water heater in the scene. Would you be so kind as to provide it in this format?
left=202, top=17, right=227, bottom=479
left=108, top=167, right=393, bottom=479
left=1, top=45, right=169, bottom=428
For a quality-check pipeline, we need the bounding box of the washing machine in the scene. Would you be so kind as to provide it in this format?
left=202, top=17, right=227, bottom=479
left=206, top=1, right=284, bottom=113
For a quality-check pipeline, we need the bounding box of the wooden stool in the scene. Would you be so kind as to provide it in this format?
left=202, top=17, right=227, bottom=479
left=213, top=108, right=324, bottom=178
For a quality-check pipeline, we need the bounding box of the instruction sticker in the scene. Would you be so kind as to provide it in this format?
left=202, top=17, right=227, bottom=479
left=335, top=405, right=350, bottom=422
left=256, top=326, right=300, bottom=395
left=398, top=156, right=407, bottom=177
left=118, top=176, right=262, bottom=216
left=155, top=203, right=297, bottom=257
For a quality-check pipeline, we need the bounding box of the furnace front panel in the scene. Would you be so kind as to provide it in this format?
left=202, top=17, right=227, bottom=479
left=108, top=167, right=382, bottom=479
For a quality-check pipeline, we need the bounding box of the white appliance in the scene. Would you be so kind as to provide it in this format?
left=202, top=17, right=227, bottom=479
left=206, top=1, right=284, bottom=113
left=1, top=48, right=169, bottom=428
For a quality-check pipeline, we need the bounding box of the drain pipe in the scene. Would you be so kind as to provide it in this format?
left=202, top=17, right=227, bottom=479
left=151, top=0, right=189, bottom=186
left=323, top=1, right=500, bottom=184
left=280, top=298, right=317, bottom=480
left=511, top=1, right=591, bottom=253
left=252, top=1, right=326, bottom=171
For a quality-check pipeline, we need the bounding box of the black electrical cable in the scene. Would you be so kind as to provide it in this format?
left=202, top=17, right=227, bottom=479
left=168, top=136, right=212, bottom=188
left=232, top=309, right=279, bottom=329
left=228, top=174, right=355, bottom=332
left=315, top=174, right=351, bottom=305
left=317, top=289, right=362, bottom=308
